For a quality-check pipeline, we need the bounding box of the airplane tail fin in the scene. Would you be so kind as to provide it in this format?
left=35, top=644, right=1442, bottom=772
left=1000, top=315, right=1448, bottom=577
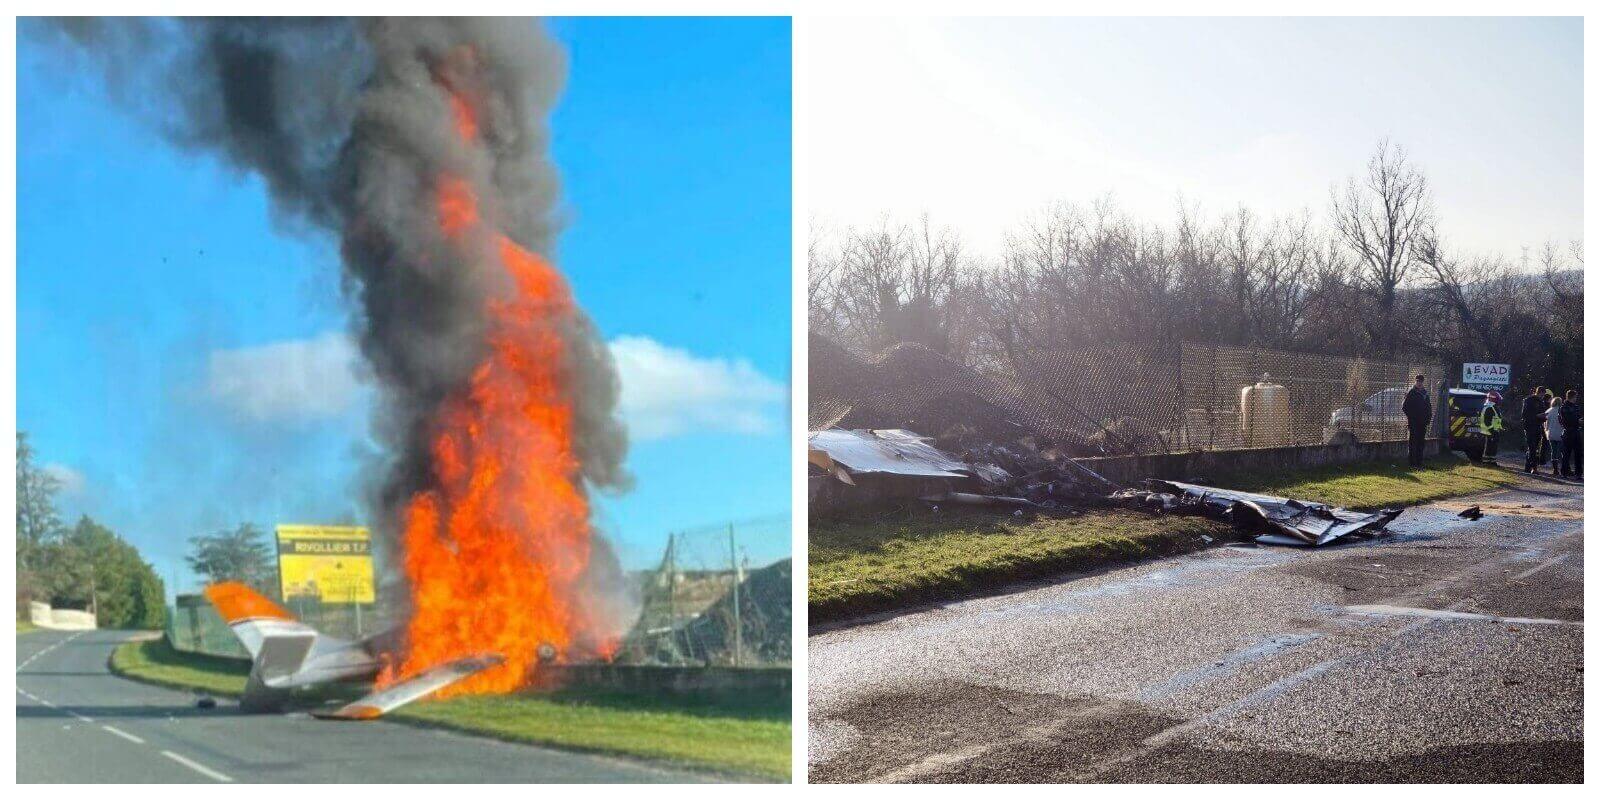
left=202, top=582, right=317, bottom=659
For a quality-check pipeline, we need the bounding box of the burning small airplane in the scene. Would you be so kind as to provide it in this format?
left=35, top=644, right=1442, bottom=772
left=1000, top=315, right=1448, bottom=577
left=204, top=582, right=503, bottom=719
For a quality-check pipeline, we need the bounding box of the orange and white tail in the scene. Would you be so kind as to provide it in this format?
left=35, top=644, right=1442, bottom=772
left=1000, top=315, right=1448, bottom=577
left=202, top=582, right=319, bottom=659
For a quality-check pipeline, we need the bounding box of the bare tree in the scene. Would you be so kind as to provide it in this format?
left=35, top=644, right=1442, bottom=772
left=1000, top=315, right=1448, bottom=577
left=824, top=214, right=966, bottom=356
left=807, top=218, right=842, bottom=338
left=1414, top=228, right=1504, bottom=357
left=1330, top=139, right=1434, bottom=357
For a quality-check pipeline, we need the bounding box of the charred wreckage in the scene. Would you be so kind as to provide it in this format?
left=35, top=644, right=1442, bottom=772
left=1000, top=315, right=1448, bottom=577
left=809, top=427, right=1406, bottom=548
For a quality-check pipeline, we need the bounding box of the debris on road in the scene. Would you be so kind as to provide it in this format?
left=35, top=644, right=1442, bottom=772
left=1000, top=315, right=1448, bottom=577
left=1112, top=479, right=1402, bottom=547
left=1458, top=505, right=1484, bottom=520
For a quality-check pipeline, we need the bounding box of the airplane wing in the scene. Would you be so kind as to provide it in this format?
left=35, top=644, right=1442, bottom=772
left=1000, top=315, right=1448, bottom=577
left=311, top=654, right=505, bottom=720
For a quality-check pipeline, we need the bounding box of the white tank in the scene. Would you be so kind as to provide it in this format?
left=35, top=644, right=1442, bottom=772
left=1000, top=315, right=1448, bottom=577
left=1240, top=374, right=1291, bottom=448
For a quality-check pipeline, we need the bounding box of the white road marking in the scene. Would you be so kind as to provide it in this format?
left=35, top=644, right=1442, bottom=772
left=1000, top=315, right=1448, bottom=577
left=1076, top=660, right=1341, bottom=780
left=1141, top=660, right=1338, bottom=749
left=70, top=711, right=96, bottom=724
left=1513, top=553, right=1570, bottom=580
left=1345, top=604, right=1582, bottom=627
left=17, top=687, right=59, bottom=708
left=161, top=750, right=234, bottom=782
left=102, top=725, right=146, bottom=744
left=17, top=630, right=87, bottom=672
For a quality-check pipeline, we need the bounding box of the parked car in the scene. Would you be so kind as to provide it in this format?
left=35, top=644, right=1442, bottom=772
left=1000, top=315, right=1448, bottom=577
left=1325, top=386, right=1408, bottom=443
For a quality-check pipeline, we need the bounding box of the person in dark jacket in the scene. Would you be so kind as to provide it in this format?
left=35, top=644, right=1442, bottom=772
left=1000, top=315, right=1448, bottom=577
left=1523, top=386, right=1549, bottom=473
left=1402, top=374, right=1432, bottom=467
left=1560, top=389, right=1582, bottom=478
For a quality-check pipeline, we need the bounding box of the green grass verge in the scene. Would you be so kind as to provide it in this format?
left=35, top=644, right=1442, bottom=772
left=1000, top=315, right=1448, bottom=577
left=1215, top=454, right=1520, bottom=510
left=17, top=621, right=39, bottom=634
left=394, top=692, right=790, bottom=781
left=110, top=638, right=789, bottom=781
left=810, top=455, right=1524, bottom=622
left=111, top=637, right=250, bottom=696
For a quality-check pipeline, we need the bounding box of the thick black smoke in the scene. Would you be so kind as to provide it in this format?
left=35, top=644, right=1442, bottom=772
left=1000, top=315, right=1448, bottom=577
left=33, top=17, right=632, bottom=584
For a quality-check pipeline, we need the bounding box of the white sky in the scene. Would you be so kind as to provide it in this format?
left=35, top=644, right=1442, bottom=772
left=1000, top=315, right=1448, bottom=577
left=808, top=16, right=1583, bottom=260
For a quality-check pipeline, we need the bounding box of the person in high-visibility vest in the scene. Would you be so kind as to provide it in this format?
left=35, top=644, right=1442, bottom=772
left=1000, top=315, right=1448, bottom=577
left=1480, top=390, right=1505, bottom=463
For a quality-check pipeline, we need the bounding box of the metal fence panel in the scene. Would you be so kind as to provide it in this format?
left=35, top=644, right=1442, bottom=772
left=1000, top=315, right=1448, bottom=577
left=810, top=334, right=1445, bottom=456
left=620, top=515, right=792, bottom=668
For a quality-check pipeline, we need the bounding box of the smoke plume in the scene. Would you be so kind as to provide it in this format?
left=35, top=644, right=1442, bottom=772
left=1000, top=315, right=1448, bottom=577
left=35, top=18, right=632, bottom=652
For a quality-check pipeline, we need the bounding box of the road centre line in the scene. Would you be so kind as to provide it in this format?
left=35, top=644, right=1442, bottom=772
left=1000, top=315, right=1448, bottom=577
left=162, top=750, right=235, bottom=782
left=1512, top=553, right=1570, bottom=580
left=17, top=630, right=87, bottom=672
left=20, top=632, right=237, bottom=783
left=1345, top=604, right=1581, bottom=627
left=102, top=725, right=146, bottom=744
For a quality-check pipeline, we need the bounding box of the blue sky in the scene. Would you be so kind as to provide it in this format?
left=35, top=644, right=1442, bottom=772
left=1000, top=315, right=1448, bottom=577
left=17, top=17, right=792, bottom=591
left=811, top=16, right=1582, bottom=259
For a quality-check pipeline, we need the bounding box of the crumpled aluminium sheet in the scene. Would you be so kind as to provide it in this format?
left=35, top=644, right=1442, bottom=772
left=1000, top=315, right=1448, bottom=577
left=1133, top=479, right=1402, bottom=547
left=808, top=429, right=1011, bottom=482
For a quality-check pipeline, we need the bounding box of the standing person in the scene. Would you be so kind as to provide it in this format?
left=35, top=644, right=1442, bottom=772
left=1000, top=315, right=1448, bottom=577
left=1543, top=388, right=1557, bottom=467
left=1523, top=386, right=1548, bottom=473
left=1560, top=389, right=1582, bottom=478
left=1546, top=396, right=1567, bottom=477
left=1402, top=373, right=1432, bottom=467
left=1480, top=390, right=1505, bottom=464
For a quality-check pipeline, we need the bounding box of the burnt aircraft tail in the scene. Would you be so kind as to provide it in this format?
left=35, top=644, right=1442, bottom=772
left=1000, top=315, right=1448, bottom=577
left=203, top=582, right=323, bottom=711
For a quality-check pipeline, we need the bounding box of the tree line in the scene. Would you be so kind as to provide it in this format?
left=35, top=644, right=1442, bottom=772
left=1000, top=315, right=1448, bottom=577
left=16, top=432, right=165, bottom=628
left=809, top=140, right=1583, bottom=409
left=17, top=433, right=283, bottom=628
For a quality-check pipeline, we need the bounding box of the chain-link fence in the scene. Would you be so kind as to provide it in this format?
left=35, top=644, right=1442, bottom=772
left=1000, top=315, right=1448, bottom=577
left=619, top=515, right=791, bottom=668
left=166, top=594, right=248, bottom=659
left=167, top=589, right=383, bottom=660
left=811, top=333, right=1446, bottom=456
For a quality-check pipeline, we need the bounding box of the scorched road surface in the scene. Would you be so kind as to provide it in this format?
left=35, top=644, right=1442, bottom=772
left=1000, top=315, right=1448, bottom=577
left=16, top=629, right=716, bottom=783
left=809, top=478, right=1583, bottom=783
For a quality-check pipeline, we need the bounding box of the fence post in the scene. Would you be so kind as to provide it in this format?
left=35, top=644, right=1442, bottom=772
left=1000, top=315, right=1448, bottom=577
left=729, top=523, right=742, bottom=668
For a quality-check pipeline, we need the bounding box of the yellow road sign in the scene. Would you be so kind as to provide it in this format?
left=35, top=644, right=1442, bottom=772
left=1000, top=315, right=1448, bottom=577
left=276, top=524, right=374, bottom=604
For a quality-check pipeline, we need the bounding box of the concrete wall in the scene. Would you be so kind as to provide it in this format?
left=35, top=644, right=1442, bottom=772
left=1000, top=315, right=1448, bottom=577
left=532, top=663, right=791, bottom=696
left=809, top=472, right=971, bottom=517
left=29, top=601, right=97, bottom=631
left=1077, top=438, right=1443, bottom=486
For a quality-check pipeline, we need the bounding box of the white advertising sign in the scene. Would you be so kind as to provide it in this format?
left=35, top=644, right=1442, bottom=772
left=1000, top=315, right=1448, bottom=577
left=1462, top=363, right=1511, bottom=388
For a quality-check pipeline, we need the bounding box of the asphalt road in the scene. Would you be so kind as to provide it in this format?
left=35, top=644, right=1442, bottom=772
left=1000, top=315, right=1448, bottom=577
left=809, top=475, right=1584, bottom=783
left=16, top=629, right=715, bottom=783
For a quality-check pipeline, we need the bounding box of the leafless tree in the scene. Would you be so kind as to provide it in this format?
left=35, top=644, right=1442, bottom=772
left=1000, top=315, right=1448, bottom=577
left=807, top=141, right=1581, bottom=405
left=822, top=214, right=967, bottom=357
left=1330, top=139, right=1434, bottom=357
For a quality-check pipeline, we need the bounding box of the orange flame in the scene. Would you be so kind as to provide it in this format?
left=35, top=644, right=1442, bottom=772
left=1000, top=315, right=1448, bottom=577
left=385, top=74, right=592, bottom=698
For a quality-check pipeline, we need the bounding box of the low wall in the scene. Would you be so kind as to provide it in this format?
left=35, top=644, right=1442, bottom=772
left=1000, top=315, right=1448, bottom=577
left=532, top=663, right=791, bottom=696
left=1078, top=437, right=1443, bottom=486
left=29, top=601, right=97, bottom=631
left=809, top=472, right=970, bottom=517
